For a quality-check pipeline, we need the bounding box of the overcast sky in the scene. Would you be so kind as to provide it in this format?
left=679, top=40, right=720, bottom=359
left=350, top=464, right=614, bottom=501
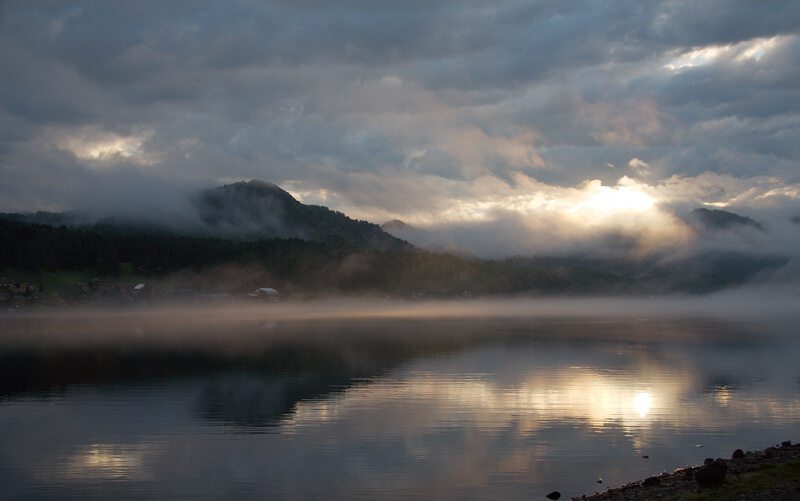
left=1, top=1, right=799, bottom=256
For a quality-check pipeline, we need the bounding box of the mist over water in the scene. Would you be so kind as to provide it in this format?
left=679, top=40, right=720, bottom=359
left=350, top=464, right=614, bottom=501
left=3, top=1, right=799, bottom=497
left=5, top=289, right=800, bottom=327
left=2, top=297, right=799, bottom=499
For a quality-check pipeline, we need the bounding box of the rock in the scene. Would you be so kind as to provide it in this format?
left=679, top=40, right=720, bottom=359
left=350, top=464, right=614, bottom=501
left=704, top=458, right=714, bottom=465
left=732, top=449, right=744, bottom=459
left=682, top=468, right=695, bottom=481
left=596, top=478, right=602, bottom=483
left=545, top=491, right=561, bottom=500
left=695, top=459, right=727, bottom=487
left=641, top=455, right=649, bottom=459
left=782, top=440, right=792, bottom=447
left=643, top=476, right=661, bottom=487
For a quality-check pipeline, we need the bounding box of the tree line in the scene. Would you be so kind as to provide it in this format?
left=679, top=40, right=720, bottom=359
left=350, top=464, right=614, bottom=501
left=1, top=218, right=786, bottom=295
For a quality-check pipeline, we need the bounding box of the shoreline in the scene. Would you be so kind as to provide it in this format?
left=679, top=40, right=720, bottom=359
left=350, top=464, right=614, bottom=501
left=572, top=441, right=800, bottom=500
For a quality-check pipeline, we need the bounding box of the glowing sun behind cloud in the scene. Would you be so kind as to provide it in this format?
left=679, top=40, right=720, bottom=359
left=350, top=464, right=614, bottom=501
left=576, top=180, right=656, bottom=213
left=295, top=171, right=695, bottom=257
left=425, top=175, right=662, bottom=225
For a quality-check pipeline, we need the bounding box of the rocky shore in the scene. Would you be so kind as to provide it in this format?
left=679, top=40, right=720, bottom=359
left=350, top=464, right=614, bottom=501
left=566, top=441, right=800, bottom=500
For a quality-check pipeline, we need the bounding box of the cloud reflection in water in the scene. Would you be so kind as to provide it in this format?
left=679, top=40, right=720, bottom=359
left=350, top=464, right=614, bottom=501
left=1, top=311, right=799, bottom=500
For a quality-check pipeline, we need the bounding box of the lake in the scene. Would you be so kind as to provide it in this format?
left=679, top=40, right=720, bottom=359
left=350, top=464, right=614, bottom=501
left=1, top=300, right=799, bottom=500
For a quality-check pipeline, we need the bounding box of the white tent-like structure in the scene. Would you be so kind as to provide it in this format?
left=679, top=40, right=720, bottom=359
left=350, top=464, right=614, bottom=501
left=251, top=287, right=280, bottom=300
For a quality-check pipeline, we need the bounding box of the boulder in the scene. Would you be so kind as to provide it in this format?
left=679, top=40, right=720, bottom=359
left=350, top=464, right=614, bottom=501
left=732, top=449, right=744, bottom=459
left=545, top=491, right=561, bottom=500
left=643, top=476, right=661, bottom=487
left=695, top=459, right=727, bottom=487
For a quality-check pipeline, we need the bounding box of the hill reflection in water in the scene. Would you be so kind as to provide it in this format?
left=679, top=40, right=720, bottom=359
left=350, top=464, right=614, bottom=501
left=1, top=301, right=799, bottom=499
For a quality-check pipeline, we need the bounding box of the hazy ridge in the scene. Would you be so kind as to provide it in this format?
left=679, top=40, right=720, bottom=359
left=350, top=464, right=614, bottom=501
left=0, top=180, right=794, bottom=297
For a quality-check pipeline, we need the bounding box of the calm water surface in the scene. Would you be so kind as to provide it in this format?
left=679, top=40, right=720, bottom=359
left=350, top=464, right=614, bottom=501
left=1, top=306, right=799, bottom=500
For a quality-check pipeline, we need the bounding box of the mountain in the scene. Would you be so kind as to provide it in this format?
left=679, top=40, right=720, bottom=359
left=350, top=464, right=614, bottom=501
left=692, top=208, right=764, bottom=231
left=195, top=180, right=408, bottom=250
left=2, top=180, right=409, bottom=252
left=0, top=184, right=793, bottom=296
left=381, top=219, right=413, bottom=232
left=0, top=216, right=790, bottom=297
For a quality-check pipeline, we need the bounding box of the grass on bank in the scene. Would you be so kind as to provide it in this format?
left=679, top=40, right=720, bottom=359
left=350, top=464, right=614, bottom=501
left=679, top=459, right=800, bottom=501
left=1, top=263, right=145, bottom=291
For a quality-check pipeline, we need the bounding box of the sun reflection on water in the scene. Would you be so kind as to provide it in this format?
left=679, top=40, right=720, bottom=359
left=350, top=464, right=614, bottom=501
left=714, top=386, right=732, bottom=407
left=58, top=444, right=153, bottom=481
left=284, top=368, right=677, bottom=439
left=632, top=391, right=653, bottom=418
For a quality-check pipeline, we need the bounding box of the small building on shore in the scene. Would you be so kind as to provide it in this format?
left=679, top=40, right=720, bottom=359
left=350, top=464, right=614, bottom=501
left=250, top=287, right=280, bottom=301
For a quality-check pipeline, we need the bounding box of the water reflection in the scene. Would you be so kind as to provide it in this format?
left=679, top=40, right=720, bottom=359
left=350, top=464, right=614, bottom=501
left=196, top=373, right=362, bottom=429
left=1, top=313, right=799, bottom=499
left=632, top=391, right=652, bottom=418
left=61, top=444, right=153, bottom=481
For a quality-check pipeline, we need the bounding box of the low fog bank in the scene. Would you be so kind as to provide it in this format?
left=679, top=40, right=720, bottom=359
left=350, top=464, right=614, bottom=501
left=385, top=207, right=800, bottom=261
left=4, top=290, right=799, bottom=329
left=9, top=177, right=800, bottom=263
left=4, top=292, right=797, bottom=397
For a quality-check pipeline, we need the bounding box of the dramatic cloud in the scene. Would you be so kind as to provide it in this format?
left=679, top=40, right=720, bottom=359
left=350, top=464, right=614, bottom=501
left=1, top=1, right=798, bottom=256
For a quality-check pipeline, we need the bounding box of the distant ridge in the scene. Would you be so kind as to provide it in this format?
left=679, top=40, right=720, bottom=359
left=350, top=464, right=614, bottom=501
left=0, top=210, right=88, bottom=227
left=0, top=186, right=792, bottom=295
left=692, top=208, right=764, bottom=231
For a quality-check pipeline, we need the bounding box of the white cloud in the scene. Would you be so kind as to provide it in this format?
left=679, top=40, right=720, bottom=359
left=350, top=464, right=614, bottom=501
left=664, top=44, right=730, bottom=72
left=664, top=35, right=789, bottom=72
left=627, top=157, right=649, bottom=172
left=45, top=127, right=156, bottom=167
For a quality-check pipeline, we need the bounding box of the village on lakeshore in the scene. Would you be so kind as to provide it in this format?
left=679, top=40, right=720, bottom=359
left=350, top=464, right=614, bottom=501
left=0, top=275, right=282, bottom=308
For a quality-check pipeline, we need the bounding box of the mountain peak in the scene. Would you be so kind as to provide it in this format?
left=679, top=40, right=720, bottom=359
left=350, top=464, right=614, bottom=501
left=211, top=179, right=299, bottom=205
left=381, top=219, right=413, bottom=232
left=195, top=180, right=408, bottom=250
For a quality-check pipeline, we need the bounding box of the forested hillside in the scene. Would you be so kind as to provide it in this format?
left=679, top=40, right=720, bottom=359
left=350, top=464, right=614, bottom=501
left=0, top=218, right=788, bottom=297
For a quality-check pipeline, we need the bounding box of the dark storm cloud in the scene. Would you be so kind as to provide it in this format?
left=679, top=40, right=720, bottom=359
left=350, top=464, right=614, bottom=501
left=644, top=1, right=800, bottom=46
left=0, top=0, right=798, bottom=257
